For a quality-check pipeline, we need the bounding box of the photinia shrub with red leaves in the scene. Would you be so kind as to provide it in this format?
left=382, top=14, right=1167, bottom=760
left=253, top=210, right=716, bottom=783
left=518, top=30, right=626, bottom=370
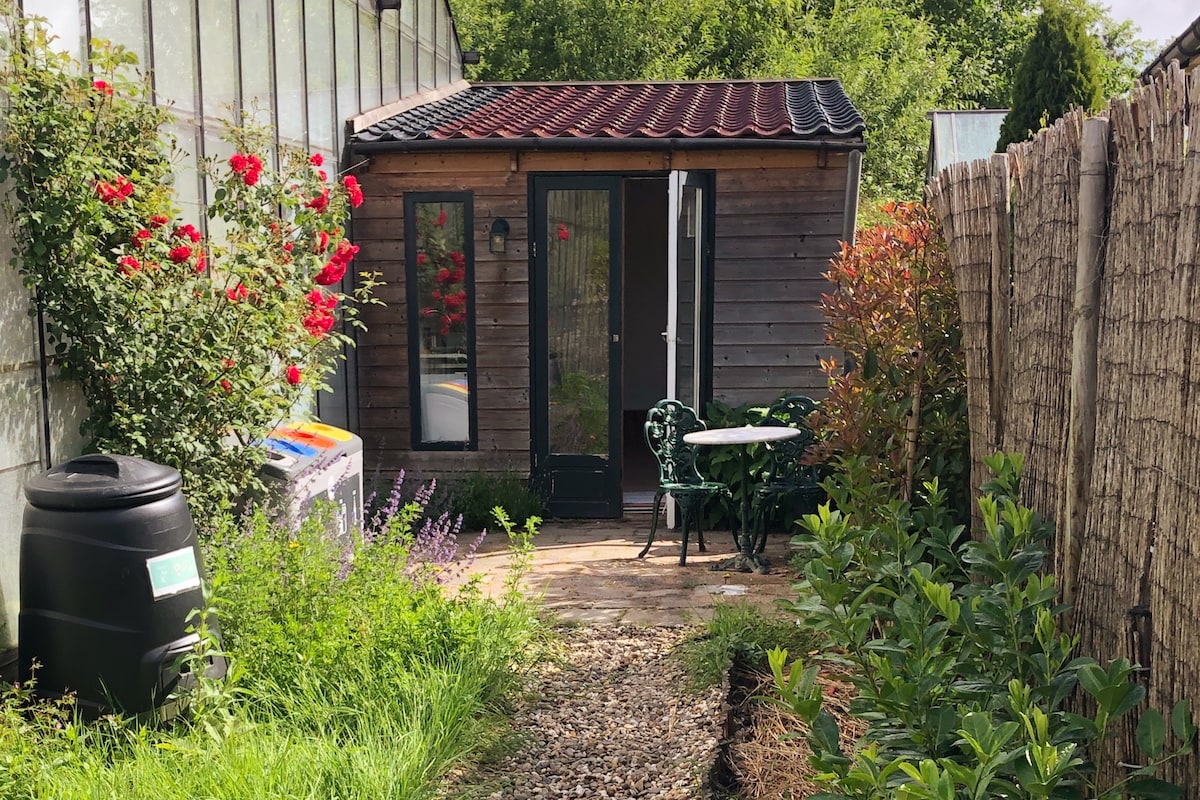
left=818, top=201, right=968, bottom=517
left=0, top=16, right=380, bottom=521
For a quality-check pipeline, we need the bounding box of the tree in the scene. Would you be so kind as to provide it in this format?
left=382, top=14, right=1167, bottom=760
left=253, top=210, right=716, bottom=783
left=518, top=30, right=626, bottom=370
left=998, top=0, right=1104, bottom=149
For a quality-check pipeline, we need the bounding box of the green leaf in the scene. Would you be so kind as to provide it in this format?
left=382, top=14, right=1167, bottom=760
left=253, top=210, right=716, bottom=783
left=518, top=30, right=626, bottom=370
left=1171, top=699, right=1196, bottom=742
left=1136, top=708, right=1166, bottom=758
left=1124, top=777, right=1184, bottom=800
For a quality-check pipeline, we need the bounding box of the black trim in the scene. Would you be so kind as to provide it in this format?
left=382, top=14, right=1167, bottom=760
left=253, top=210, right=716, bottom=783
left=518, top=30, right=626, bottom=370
left=530, top=174, right=624, bottom=518
left=403, top=192, right=478, bottom=451
left=695, top=170, right=716, bottom=414
left=355, top=136, right=866, bottom=155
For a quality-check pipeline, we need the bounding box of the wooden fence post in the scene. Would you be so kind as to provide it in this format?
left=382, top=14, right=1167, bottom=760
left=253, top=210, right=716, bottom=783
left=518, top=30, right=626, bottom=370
left=1063, top=116, right=1109, bottom=605
left=988, top=153, right=1011, bottom=460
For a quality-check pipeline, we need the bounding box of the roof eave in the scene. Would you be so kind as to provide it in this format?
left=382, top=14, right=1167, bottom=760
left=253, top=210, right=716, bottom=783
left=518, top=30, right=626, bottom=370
left=352, top=135, right=867, bottom=155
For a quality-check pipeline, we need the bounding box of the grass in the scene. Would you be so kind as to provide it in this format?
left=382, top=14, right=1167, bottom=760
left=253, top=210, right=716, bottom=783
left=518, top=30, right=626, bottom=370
left=0, top=481, right=546, bottom=800
left=678, top=600, right=820, bottom=691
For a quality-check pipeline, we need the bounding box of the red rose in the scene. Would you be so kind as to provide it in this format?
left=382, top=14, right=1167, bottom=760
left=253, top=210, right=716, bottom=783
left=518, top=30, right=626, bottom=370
left=174, top=224, right=201, bottom=243
left=194, top=250, right=207, bottom=273
left=450, top=251, right=465, bottom=269
left=310, top=153, right=324, bottom=167
left=149, top=214, right=170, bottom=228
left=435, top=268, right=451, bottom=284
left=303, top=308, right=335, bottom=337
left=286, top=364, right=302, bottom=385
left=221, top=358, right=236, bottom=370
left=416, top=252, right=427, bottom=266
left=331, top=240, right=358, bottom=265
left=313, top=260, right=346, bottom=286
left=435, top=208, right=447, bottom=227
left=226, top=284, right=249, bottom=302
left=229, top=153, right=249, bottom=173
left=344, top=175, right=364, bottom=208
left=133, top=229, right=152, bottom=247
left=96, top=175, right=133, bottom=206
left=93, top=80, right=113, bottom=96
left=169, top=245, right=192, bottom=263
left=557, top=223, right=569, bottom=241
left=248, top=154, right=263, bottom=172
left=451, top=266, right=465, bottom=282
left=316, top=230, right=329, bottom=251
left=117, top=255, right=140, bottom=276
left=318, top=170, right=327, bottom=182
left=243, top=168, right=261, bottom=187
left=284, top=242, right=294, bottom=253
left=306, top=188, right=330, bottom=212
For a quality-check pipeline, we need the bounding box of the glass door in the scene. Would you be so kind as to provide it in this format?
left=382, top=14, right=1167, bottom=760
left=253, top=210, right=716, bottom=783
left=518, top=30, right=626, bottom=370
left=531, top=176, right=623, bottom=517
left=666, top=170, right=713, bottom=409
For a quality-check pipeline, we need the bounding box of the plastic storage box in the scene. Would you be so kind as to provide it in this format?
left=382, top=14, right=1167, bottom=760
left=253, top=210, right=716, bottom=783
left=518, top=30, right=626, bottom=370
left=260, top=422, right=364, bottom=539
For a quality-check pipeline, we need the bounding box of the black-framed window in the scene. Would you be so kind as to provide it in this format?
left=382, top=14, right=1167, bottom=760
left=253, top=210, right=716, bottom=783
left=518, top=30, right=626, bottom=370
left=404, top=193, right=477, bottom=450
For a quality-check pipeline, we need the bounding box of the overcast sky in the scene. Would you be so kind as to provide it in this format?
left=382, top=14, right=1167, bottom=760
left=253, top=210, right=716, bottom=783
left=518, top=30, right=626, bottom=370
left=1103, top=0, right=1196, bottom=48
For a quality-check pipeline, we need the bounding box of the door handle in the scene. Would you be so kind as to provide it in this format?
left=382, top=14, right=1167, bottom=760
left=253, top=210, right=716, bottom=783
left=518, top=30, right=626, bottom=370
left=612, top=333, right=620, bottom=343
left=660, top=331, right=668, bottom=342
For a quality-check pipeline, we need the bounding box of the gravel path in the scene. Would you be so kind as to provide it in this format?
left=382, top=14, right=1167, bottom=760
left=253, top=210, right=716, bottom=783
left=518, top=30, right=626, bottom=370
left=463, top=625, right=726, bottom=799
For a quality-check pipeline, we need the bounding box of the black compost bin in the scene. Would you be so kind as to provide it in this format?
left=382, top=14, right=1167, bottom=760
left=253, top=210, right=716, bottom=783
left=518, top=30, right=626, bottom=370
left=18, top=454, right=225, bottom=716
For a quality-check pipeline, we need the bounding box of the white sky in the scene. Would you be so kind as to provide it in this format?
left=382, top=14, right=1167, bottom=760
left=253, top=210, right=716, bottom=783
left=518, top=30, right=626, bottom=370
left=1103, top=0, right=1197, bottom=48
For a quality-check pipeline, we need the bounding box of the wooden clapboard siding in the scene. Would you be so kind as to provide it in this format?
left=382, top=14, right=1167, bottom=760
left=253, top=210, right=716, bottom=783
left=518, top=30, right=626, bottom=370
left=710, top=164, right=846, bottom=405
left=352, top=147, right=851, bottom=485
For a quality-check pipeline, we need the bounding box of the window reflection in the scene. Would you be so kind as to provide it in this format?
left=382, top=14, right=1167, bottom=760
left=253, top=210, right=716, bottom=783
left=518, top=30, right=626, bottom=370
left=410, top=200, right=472, bottom=446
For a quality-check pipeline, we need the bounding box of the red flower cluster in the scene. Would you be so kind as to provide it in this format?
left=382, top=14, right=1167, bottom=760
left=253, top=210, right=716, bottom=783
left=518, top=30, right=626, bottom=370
left=313, top=238, right=359, bottom=286
left=173, top=224, right=202, bottom=243
left=306, top=188, right=330, bottom=212
left=96, top=175, right=134, bottom=205
left=422, top=263, right=468, bottom=335
left=169, top=245, right=192, bottom=264
left=226, top=283, right=249, bottom=302
left=93, top=80, right=114, bottom=96
left=149, top=214, right=170, bottom=228
left=303, top=288, right=338, bottom=337
left=133, top=229, right=152, bottom=248
left=229, top=152, right=263, bottom=186
left=310, top=153, right=324, bottom=167
left=117, top=255, right=140, bottom=276
left=344, top=175, right=364, bottom=208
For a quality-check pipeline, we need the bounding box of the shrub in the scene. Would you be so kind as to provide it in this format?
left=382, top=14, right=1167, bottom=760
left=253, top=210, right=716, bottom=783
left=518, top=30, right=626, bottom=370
left=771, top=454, right=1196, bottom=799
left=450, top=470, right=547, bottom=531
left=818, top=201, right=968, bottom=520
left=0, top=12, right=378, bottom=521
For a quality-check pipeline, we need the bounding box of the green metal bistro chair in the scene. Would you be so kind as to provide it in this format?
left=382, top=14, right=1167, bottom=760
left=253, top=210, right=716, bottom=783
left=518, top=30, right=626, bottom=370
left=751, top=395, right=826, bottom=554
left=638, top=399, right=732, bottom=566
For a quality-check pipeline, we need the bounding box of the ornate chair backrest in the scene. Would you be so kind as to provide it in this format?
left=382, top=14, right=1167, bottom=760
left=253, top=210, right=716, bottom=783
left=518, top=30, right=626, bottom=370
left=759, top=395, right=821, bottom=485
left=644, top=399, right=707, bottom=486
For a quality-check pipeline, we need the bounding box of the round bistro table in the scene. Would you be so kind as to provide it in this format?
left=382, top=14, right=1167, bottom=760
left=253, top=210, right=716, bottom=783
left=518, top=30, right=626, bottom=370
left=683, top=425, right=802, bottom=573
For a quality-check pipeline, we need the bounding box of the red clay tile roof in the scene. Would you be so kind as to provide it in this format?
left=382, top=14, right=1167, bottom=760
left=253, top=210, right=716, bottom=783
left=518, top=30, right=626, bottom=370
left=354, top=80, right=864, bottom=149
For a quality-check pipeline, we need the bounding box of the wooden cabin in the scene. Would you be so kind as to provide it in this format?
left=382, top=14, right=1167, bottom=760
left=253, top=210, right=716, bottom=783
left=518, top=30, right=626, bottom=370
left=347, top=78, right=865, bottom=517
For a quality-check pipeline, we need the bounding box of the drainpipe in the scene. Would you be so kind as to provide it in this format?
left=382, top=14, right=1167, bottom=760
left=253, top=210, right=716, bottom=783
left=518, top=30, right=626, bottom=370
left=842, top=149, right=863, bottom=244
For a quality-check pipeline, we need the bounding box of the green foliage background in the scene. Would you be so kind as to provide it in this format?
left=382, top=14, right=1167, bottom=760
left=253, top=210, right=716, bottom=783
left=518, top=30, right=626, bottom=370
left=449, top=0, right=1151, bottom=201
left=998, top=0, right=1105, bottom=148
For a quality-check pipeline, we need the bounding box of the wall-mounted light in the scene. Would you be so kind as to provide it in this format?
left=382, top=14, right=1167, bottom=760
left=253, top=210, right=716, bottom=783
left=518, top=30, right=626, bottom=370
left=489, top=219, right=510, bottom=254
left=376, top=0, right=401, bottom=11
left=462, top=51, right=482, bottom=65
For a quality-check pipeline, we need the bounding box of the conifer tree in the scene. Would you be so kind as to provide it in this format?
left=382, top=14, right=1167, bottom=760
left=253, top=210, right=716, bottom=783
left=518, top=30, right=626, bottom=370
left=998, top=0, right=1103, bottom=150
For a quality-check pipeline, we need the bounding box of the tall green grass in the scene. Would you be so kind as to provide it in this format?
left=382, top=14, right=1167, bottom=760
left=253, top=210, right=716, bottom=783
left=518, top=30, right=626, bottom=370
left=0, top=479, right=544, bottom=800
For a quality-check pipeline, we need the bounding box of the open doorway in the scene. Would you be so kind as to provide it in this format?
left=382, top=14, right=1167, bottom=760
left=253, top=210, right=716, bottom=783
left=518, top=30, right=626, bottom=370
left=621, top=177, right=669, bottom=508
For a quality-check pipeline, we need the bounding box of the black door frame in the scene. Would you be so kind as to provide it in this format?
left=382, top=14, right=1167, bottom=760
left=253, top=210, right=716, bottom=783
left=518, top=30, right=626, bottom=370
left=529, top=173, right=625, bottom=518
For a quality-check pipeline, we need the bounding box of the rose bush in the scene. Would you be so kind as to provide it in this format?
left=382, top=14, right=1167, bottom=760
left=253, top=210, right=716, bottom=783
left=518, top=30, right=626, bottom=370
left=0, top=13, right=379, bottom=522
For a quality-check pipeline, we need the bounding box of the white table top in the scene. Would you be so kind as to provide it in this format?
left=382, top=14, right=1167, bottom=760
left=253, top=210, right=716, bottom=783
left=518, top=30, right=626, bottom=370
left=683, top=425, right=802, bottom=446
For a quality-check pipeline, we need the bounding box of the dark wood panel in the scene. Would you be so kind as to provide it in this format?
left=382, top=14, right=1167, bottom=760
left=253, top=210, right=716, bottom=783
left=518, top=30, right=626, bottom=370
left=718, top=168, right=848, bottom=192
left=713, top=261, right=832, bottom=281
left=715, top=191, right=848, bottom=214
left=711, top=212, right=843, bottom=237
left=713, top=279, right=827, bottom=303
left=713, top=299, right=825, bottom=324
left=370, top=151, right=515, bottom=174
left=714, top=322, right=828, bottom=346
left=714, top=234, right=842, bottom=261
left=714, top=343, right=837, bottom=366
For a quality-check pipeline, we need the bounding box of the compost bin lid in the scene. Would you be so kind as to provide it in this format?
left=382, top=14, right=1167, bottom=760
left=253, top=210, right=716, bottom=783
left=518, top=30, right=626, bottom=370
left=24, top=454, right=183, bottom=511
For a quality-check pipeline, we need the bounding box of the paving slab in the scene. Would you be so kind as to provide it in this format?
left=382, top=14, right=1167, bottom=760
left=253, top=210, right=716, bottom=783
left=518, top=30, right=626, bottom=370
left=450, top=516, right=802, bottom=626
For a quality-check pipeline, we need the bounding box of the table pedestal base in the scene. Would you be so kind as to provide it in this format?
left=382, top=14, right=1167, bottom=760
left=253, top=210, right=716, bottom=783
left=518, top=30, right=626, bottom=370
left=709, top=552, right=770, bottom=574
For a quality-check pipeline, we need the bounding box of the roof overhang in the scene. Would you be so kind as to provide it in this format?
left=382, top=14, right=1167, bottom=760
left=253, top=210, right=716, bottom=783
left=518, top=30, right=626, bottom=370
left=352, top=135, right=866, bottom=155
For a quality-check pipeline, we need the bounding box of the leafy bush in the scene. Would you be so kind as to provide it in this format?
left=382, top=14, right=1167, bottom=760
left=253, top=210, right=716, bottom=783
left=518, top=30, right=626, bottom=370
left=449, top=471, right=547, bottom=531
left=0, top=12, right=378, bottom=520
left=0, top=479, right=544, bottom=800
left=771, top=454, right=1196, bottom=799
left=678, top=600, right=820, bottom=692
left=818, top=201, right=969, bottom=521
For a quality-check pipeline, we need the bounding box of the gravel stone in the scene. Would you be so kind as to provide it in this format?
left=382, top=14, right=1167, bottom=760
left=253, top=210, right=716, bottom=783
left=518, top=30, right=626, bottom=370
left=463, top=625, right=725, bottom=799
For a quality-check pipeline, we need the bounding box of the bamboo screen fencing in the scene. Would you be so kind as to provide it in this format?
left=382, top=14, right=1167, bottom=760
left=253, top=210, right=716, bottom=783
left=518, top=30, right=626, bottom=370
left=928, top=64, right=1200, bottom=789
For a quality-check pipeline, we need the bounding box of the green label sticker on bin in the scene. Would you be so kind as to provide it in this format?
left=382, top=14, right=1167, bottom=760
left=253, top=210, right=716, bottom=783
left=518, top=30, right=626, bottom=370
left=146, top=547, right=201, bottom=599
